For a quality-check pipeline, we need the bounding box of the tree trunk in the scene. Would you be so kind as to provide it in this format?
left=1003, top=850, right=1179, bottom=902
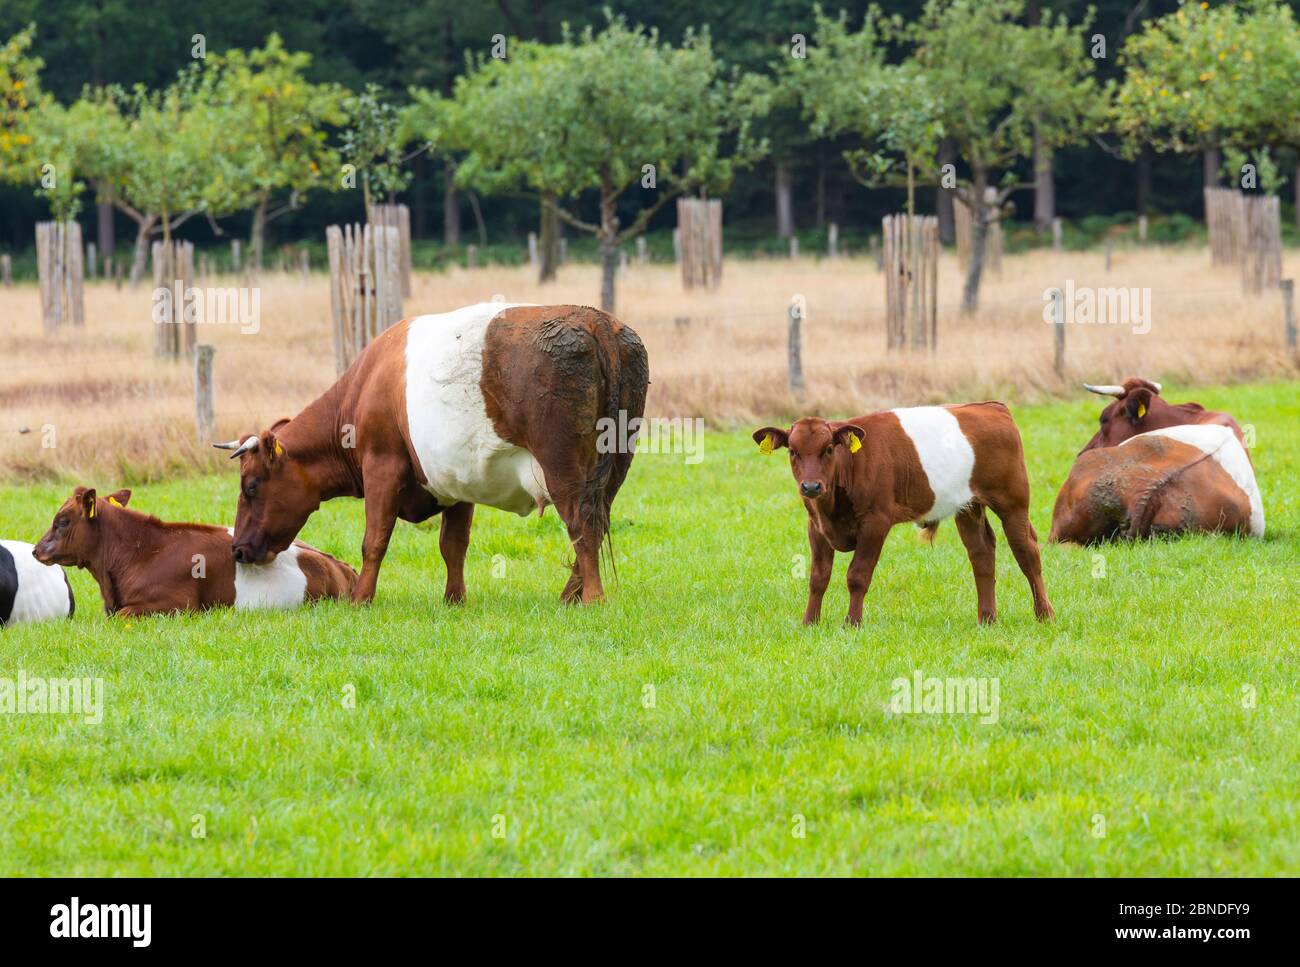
left=250, top=194, right=267, bottom=272
left=1136, top=146, right=1152, bottom=215
left=539, top=196, right=559, bottom=283
left=443, top=158, right=461, bottom=247
left=936, top=138, right=956, bottom=245
left=599, top=176, right=618, bottom=312
left=1033, top=124, right=1055, bottom=232
left=961, top=170, right=988, bottom=314
left=1203, top=148, right=1221, bottom=188
left=815, top=152, right=826, bottom=230
left=96, top=195, right=115, bottom=260
left=775, top=160, right=794, bottom=239
left=129, top=214, right=156, bottom=288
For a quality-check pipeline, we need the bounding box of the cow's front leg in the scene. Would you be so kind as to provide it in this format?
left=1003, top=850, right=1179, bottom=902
left=354, top=474, right=401, bottom=605
left=804, top=523, right=835, bottom=625
left=844, top=521, right=889, bottom=627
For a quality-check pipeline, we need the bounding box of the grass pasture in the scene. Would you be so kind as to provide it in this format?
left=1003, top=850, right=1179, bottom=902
left=1, top=380, right=1297, bottom=876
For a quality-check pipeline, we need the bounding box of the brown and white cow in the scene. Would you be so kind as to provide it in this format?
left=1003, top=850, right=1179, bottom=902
left=218, top=303, right=649, bottom=607
left=753, top=402, right=1054, bottom=627
left=1050, top=424, right=1264, bottom=543
left=1079, top=377, right=1245, bottom=452
left=32, top=488, right=356, bottom=617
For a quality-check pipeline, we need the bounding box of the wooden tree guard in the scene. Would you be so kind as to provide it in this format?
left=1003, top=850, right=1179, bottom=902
left=367, top=203, right=412, bottom=298
left=35, top=220, right=86, bottom=331
left=1205, top=188, right=1282, bottom=292
left=151, top=240, right=196, bottom=359
left=676, top=198, right=723, bottom=290
left=327, top=223, right=404, bottom=375
left=882, top=214, right=939, bottom=351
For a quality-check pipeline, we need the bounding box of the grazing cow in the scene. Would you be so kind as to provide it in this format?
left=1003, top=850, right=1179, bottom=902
left=753, top=402, right=1054, bottom=626
left=217, top=303, right=649, bottom=607
left=1, top=540, right=74, bottom=626
left=1050, top=424, right=1264, bottom=544
left=32, top=488, right=356, bottom=617
left=1080, top=377, right=1245, bottom=451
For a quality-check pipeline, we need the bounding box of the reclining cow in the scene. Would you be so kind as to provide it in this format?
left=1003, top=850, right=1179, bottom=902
left=33, top=488, right=356, bottom=617
left=1079, top=377, right=1245, bottom=452
left=753, top=402, right=1054, bottom=627
left=1, top=539, right=75, bottom=626
left=217, top=303, right=649, bottom=607
left=1050, top=424, right=1264, bottom=544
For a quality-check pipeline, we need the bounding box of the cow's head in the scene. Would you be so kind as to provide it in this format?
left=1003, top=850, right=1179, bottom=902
left=33, top=487, right=132, bottom=567
left=752, top=418, right=864, bottom=500
left=1079, top=377, right=1172, bottom=451
left=215, top=423, right=318, bottom=564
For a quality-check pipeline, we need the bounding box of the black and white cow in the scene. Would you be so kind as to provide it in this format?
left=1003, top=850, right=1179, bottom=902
left=0, top=539, right=75, bottom=626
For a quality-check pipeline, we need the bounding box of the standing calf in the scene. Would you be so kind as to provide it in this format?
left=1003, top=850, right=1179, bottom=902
left=754, top=403, right=1054, bottom=626
left=33, top=488, right=356, bottom=617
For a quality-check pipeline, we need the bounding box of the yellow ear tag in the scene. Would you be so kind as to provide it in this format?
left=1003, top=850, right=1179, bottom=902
left=758, top=434, right=774, bottom=456
left=1137, top=403, right=1147, bottom=418
left=87, top=502, right=95, bottom=519
left=274, top=440, right=284, bottom=457
left=108, top=497, right=123, bottom=508
left=848, top=434, right=862, bottom=454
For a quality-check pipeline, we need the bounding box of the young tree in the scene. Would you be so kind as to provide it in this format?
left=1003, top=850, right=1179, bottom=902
left=428, top=17, right=765, bottom=312
left=341, top=83, right=413, bottom=211
left=199, top=35, right=347, bottom=271
left=1, top=26, right=48, bottom=191
left=794, top=1, right=1100, bottom=312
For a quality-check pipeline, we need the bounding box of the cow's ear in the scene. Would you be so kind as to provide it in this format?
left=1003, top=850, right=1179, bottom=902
left=1125, top=388, right=1154, bottom=424
left=107, top=489, right=131, bottom=508
left=752, top=427, right=789, bottom=454
left=80, top=488, right=98, bottom=520
left=833, top=424, right=864, bottom=453
left=261, top=430, right=285, bottom=463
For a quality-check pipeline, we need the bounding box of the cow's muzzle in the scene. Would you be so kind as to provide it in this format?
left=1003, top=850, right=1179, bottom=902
left=800, top=481, right=824, bottom=498
left=232, top=540, right=268, bottom=565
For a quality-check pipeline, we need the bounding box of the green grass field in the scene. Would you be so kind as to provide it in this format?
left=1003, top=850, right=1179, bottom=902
left=2, top=381, right=1297, bottom=876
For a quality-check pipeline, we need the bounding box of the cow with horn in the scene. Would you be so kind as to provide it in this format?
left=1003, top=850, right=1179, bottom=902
left=1078, top=377, right=1246, bottom=453
left=216, top=303, right=649, bottom=608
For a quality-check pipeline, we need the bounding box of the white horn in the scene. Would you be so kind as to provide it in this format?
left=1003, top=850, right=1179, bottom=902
left=1150, top=381, right=1162, bottom=393
left=215, top=436, right=261, bottom=459
left=1082, top=383, right=1126, bottom=397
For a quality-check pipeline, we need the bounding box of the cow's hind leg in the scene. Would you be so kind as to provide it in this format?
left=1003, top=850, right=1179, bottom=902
left=954, top=503, right=998, bottom=624
left=439, top=502, right=474, bottom=604
left=989, top=500, right=1055, bottom=621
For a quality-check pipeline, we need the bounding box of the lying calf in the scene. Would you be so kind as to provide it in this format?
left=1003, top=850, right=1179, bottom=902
left=1049, top=424, right=1264, bottom=544
left=33, top=488, right=356, bottom=617
left=1, top=540, right=75, bottom=626
left=754, top=403, right=1054, bottom=626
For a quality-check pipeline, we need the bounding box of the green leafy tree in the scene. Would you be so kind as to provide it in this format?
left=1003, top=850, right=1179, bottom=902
left=428, top=16, right=766, bottom=312
left=198, top=34, right=347, bottom=271
left=1, top=26, right=48, bottom=188
left=1114, top=0, right=1300, bottom=196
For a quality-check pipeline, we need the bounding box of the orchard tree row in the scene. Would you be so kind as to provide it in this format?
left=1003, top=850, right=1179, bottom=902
left=3, top=1, right=1299, bottom=309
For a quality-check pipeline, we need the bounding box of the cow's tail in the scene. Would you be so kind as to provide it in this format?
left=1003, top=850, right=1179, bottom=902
left=1125, top=441, right=1223, bottom=539
left=917, top=521, right=940, bottom=545
left=581, top=321, right=649, bottom=579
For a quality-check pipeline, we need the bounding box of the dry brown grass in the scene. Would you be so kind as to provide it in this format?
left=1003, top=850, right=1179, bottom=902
left=1, top=245, right=1296, bottom=482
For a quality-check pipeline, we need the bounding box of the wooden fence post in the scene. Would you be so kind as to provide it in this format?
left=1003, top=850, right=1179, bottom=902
left=789, top=236, right=799, bottom=259
left=788, top=297, right=805, bottom=396
left=0, top=254, right=10, bottom=287
left=86, top=242, right=97, bottom=279
left=467, top=244, right=477, bottom=269
left=528, top=231, right=538, bottom=266
left=827, top=222, right=838, bottom=258
left=1281, top=279, right=1296, bottom=354
left=1104, top=240, right=1113, bottom=272
left=231, top=239, right=241, bottom=274
left=676, top=198, right=723, bottom=290
left=1052, top=217, right=1063, bottom=252
left=1138, top=215, right=1148, bottom=242
left=636, top=236, right=647, bottom=264
left=1052, top=287, right=1066, bottom=377
left=194, top=345, right=216, bottom=444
